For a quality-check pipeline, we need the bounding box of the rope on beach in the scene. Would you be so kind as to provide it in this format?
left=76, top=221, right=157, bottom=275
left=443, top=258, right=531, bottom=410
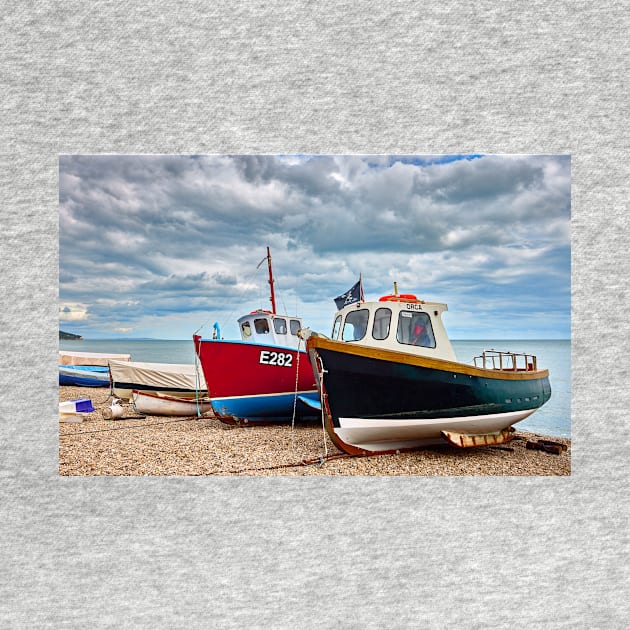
left=59, top=416, right=204, bottom=437
left=61, top=420, right=358, bottom=472
left=92, top=391, right=116, bottom=405
left=217, top=452, right=357, bottom=475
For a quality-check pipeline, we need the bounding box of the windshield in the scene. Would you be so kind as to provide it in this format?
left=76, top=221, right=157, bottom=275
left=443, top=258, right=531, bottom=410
left=290, top=319, right=301, bottom=335
left=254, top=318, right=270, bottom=334
left=273, top=318, right=287, bottom=334
left=332, top=315, right=342, bottom=339
left=372, top=307, right=391, bottom=340
left=342, top=309, right=369, bottom=341
left=396, top=311, right=435, bottom=348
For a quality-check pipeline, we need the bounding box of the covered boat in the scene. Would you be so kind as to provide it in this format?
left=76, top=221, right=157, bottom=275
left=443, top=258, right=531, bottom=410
left=59, top=350, right=131, bottom=366
left=194, top=248, right=319, bottom=424
left=59, top=350, right=131, bottom=387
left=109, top=359, right=207, bottom=401
left=304, top=286, right=551, bottom=455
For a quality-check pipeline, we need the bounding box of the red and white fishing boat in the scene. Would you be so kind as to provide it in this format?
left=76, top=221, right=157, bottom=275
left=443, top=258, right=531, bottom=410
left=194, top=248, right=319, bottom=424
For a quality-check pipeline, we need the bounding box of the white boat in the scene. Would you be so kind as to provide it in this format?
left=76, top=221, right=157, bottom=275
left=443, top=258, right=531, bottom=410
left=305, top=284, right=551, bottom=455
left=109, top=359, right=207, bottom=401
left=131, top=390, right=214, bottom=416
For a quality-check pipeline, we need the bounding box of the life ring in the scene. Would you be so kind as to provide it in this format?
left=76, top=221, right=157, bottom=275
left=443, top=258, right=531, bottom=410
left=379, top=294, right=419, bottom=303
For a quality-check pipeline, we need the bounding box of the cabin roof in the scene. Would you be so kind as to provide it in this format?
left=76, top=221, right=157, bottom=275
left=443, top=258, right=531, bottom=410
left=334, top=294, right=448, bottom=317
left=330, top=293, right=456, bottom=362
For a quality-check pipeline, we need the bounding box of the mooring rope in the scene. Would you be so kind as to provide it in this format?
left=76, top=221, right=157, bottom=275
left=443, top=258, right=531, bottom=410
left=59, top=415, right=204, bottom=437
left=316, top=355, right=330, bottom=458
left=193, top=348, right=204, bottom=418
left=290, top=337, right=302, bottom=456
left=219, top=452, right=356, bottom=475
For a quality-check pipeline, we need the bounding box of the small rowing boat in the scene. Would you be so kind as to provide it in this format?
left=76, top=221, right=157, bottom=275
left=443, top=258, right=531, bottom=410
left=131, top=390, right=214, bottom=416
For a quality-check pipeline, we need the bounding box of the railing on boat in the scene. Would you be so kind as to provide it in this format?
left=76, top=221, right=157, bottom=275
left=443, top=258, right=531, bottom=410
left=473, top=350, right=537, bottom=372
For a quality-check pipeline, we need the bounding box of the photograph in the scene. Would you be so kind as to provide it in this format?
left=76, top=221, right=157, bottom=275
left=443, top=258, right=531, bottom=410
left=59, top=153, right=571, bottom=475
left=6, top=2, right=627, bottom=626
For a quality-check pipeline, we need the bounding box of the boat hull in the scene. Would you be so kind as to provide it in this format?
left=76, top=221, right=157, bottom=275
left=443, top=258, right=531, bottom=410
left=307, top=337, right=551, bottom=455
left=131, top=390, right=214, bottom=417
left=59, top=365, right=110, bottom=387
left=194, top=337, right=319, bottom=423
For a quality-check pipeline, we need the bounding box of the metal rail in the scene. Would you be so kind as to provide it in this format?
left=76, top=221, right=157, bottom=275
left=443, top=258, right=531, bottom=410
left=473, top=349, right=537, bottom=371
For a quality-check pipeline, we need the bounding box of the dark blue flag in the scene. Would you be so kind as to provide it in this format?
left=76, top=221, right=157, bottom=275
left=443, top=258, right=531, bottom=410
left=334, top=278, right=364, bottom=310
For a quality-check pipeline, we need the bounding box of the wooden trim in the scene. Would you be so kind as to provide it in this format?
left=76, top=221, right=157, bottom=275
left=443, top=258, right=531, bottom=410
left=307, top=336, right=549, bottom=381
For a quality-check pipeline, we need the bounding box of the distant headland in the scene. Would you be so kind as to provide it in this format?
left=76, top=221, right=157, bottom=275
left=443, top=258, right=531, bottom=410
left=59, top=330, right=83, bottom=340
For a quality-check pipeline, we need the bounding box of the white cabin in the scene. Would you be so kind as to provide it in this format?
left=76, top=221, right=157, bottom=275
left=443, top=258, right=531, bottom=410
left=238, top=310, right=304, bottom=350
left=329, top=294, right=458, bottom=362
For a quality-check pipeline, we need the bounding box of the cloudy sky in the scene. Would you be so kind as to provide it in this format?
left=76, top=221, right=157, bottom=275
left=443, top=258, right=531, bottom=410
left=59, top=154, right=570, bottom=340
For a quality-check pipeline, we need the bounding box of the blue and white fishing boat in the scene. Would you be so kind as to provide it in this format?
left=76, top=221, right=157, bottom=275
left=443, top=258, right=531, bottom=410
left=59, top=350, right=131, bottom=387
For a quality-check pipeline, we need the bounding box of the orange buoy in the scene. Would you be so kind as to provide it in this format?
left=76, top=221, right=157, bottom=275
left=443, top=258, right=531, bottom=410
left=379, top=294, right=419, bottom=303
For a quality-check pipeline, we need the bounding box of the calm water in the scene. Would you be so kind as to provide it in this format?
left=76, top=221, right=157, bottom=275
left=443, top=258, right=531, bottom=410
left=60, top=338, right=571, bottom=438
left=452, top=340, right=570, bottom=438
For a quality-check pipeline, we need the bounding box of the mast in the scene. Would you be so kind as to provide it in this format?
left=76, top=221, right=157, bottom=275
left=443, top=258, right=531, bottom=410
left=266, top=246, right=277, bottom=314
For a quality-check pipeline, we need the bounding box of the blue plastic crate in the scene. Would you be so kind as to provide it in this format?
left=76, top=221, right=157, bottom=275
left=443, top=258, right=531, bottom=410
left=73, top=399, right=95, bottom=413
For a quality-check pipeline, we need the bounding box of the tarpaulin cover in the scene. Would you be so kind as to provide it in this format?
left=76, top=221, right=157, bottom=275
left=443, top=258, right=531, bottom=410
left=109, top=359, right=207, bottom=400
left=59, top=350, right=131, bottom=366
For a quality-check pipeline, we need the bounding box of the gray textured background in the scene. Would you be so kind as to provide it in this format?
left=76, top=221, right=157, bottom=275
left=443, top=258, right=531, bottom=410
left=1, top=1, right=628, bottom=628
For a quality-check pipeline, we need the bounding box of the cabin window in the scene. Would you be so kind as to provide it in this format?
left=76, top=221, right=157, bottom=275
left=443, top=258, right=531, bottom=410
left=342, top=309, right=369, bottom=342
left=332, top=315, right=342, bottom=339
left=273, top=317, right=287, bottom=335
left=241, top=321, right=252, bottom=338
left=254, top=318, right=270, bottom=334
left=372, top=307, right=392, bottom=340
left=396, top=311, right=435, bottom=348
left=290, top=319, right=301, bottom=336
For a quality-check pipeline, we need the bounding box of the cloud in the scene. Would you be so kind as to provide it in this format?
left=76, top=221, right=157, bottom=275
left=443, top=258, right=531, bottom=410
left=59, top=303, right=88, bottom=321
left=59, top=154, right=570, bottom=339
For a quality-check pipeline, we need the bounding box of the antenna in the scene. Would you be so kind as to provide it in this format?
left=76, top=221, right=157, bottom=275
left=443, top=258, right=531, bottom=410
left=266, top=246, right=277, bottom=314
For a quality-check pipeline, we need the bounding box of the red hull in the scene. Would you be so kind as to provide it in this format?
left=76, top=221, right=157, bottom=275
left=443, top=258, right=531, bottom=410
left=194, top=337, right=316, bottom=398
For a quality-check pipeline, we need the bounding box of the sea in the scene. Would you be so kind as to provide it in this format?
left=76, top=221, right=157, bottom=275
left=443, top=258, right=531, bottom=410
left=60, top=338, right=571, bottom=438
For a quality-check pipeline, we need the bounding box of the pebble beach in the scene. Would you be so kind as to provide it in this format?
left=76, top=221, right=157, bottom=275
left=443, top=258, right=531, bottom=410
left=59, top=385, right=571, bottom=476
